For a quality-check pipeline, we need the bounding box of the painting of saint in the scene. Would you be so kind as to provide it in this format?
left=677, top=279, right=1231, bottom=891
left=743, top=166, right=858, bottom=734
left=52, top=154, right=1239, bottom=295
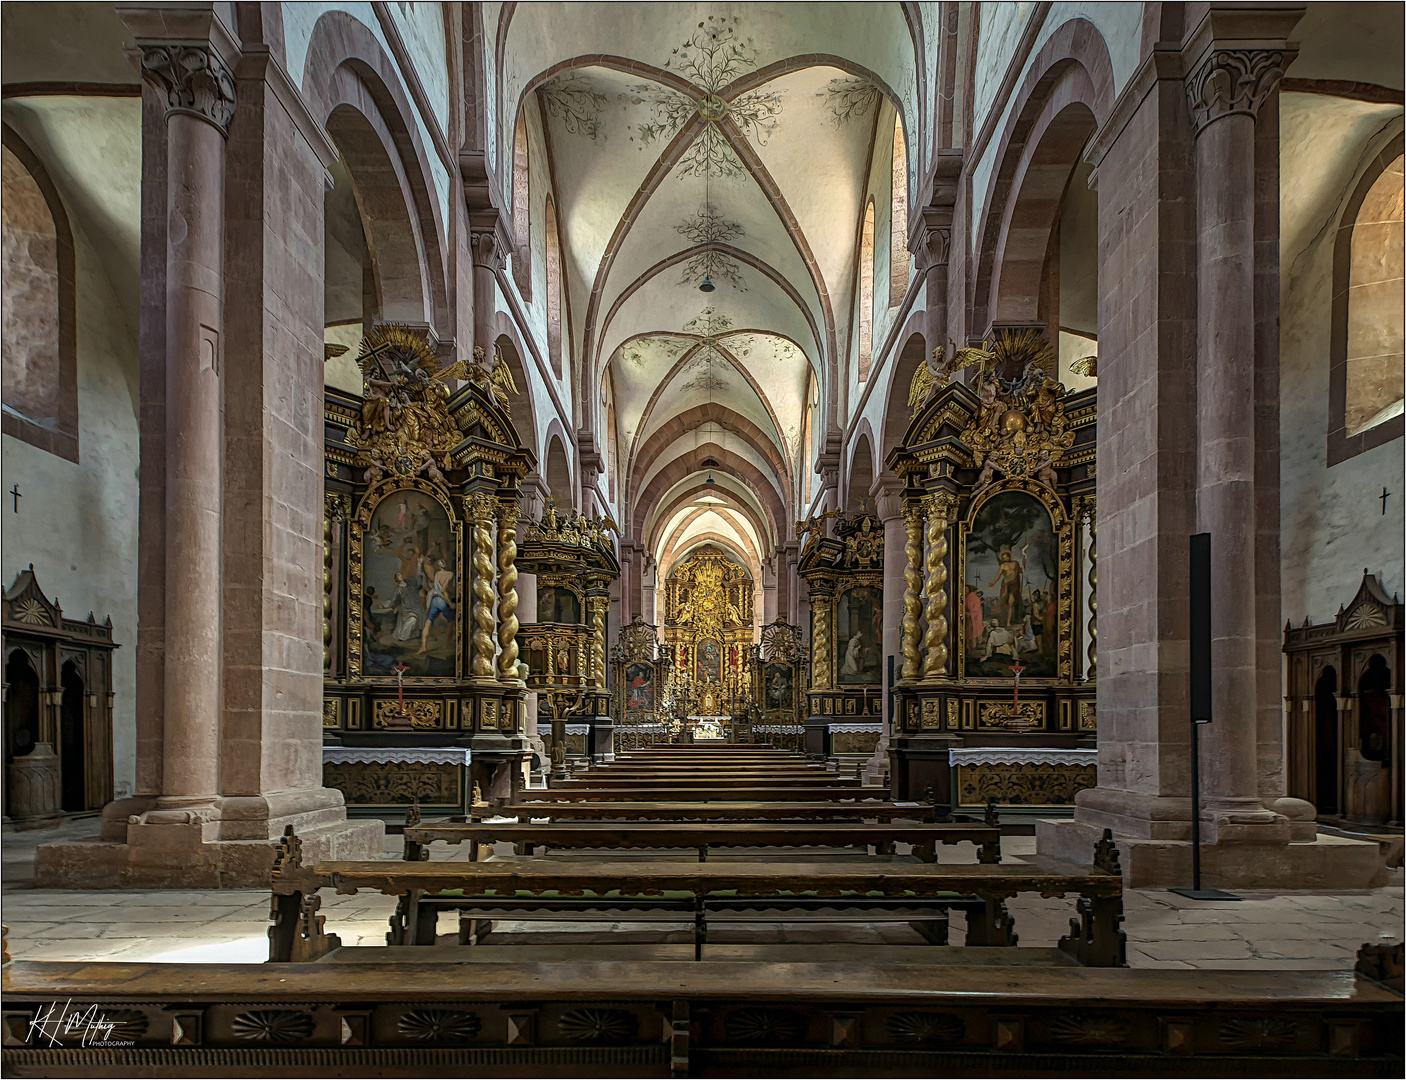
left=836, top=586, right=882, bottom=685
left=764, top=663, right=793, bottom=712
left=537, top=585, right=582, bottom=624
left=697, top=639, right=722, bottom=683
left=624, top=662, right=654, bottom=714
left=964, top=490, right=1057, bottom=678
left=361, top=489, right=456, bottom=676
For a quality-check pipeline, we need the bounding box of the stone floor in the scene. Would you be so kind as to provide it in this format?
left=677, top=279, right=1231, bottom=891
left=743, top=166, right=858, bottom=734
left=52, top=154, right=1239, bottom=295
left=3, top=818, right=1400, bottom=969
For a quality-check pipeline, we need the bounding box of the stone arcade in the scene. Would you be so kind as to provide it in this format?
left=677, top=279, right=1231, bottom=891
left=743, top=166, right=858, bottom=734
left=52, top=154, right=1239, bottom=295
left=1, top=3, right=1402, bottom=1077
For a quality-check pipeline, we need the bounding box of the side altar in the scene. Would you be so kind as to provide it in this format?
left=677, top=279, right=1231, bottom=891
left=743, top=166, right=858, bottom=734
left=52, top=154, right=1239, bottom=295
left=797, top=510, right=886, bottom=758
left=883, top=329, right=1098, bottom=812
left=321, top=327, right=535, bottom=813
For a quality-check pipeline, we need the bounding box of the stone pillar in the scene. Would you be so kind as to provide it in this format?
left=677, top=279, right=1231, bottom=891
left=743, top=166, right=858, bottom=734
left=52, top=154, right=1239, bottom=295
left=469, top=227, right=502, bottom=364
left=37, top=14, right=384, bottom=885
left=1186, top=44, right=1286, bottom=840
left=150, top=48, right=230, bottom=817
left=1039, top=7, right=1383, bottom=887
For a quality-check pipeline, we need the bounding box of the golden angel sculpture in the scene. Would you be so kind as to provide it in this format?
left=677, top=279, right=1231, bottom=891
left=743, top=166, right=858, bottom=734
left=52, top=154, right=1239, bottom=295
left=907, top=342, right=999, bottom=415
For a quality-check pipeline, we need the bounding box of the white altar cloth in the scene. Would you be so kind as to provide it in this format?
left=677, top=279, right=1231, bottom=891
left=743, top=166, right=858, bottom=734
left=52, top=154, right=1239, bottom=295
left=947, top=747, right=1096, bottom=768
left=322, top=746, right=471, bottom=766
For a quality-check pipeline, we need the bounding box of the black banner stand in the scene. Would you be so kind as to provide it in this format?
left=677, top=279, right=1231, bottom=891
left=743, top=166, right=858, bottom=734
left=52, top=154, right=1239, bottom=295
left=1170, top=533, right=1240, bottom=901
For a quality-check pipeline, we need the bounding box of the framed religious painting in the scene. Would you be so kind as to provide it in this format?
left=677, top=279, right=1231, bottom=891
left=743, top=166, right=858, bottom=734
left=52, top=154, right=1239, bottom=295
left=623, top=660, right=655, bottom=718
left=835, top=584, right=882, bottom=685
left=696, top=638, right=723, bottom=683
left=962, top=488, right=1059, bottom=679
left=350, top=480, right=462, bottom=679
left=763, top=661, right=794, bottom=713
left=536, top=578, right=583, bottom=624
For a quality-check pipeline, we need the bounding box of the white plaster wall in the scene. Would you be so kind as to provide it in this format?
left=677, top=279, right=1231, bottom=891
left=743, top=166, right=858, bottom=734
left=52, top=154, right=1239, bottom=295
left=1, top=191, right=140, bottom=802
left=1280, top=96, right=1405, bottom=622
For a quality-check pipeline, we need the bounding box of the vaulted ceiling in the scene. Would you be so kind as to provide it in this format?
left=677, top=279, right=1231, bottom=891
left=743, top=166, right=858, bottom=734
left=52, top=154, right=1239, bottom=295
left=497, top=3, right=919, bottom=569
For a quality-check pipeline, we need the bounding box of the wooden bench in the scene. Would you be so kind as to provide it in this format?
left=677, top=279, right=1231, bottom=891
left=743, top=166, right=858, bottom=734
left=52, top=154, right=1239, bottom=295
left=7, top=953, right=1400, bottom=1076
left=517, top=785, right=894, bottom=801
left=267, top=827, right=1126, bottom=966
left=402, top=819, right=1004, bottom=864
left=485, top=799, right=940, bottom=823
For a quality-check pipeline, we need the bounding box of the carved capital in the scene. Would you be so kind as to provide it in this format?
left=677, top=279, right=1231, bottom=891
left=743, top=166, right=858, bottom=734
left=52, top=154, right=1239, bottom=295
left=916, top=222, right=951, bottom=270
left=1185, top=49, right=1285, bottom=134
left=139, top=43, right=236, bottom=134
left=470, top=230, right=504, bottom=273
left=925, top=491, right=958, bottom=526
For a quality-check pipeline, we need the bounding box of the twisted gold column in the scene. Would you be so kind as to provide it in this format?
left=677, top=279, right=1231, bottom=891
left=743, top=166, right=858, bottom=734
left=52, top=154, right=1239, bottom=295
left=590, top=597, right=607, bottom=689
left=495, top=500, right=521, bottom=683
left=470, top=492, right=497, bottom=678
left=810, top=601, right=831, bottom=689
left=901, top=502, right=925, bottom=680
left=921, top=493, right=955, bottom=678
left=1086, top=512, right=1097, bottom=681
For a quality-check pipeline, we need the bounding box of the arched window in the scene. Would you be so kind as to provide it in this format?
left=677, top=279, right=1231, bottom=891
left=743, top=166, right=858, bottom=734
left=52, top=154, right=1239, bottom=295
left=511, top=119, right=532, bottom=298
left=801, top=374, right=816, bottom=506
left=545, top=197, right=564, bottom=379
left=889, top=114, right=909, bottom=306
left=1331, top=141, right=1404, bottom=463
left=1, top=128, right=76, bottom=461
left=858, top=199, right=875, bottom=381
left=607, top=402, right=619, bottom=504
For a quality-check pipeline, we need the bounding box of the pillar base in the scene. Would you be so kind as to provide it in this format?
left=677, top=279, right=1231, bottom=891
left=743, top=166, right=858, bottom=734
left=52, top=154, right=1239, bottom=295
left=33, top=789, right=384, bottom=889
left=1036, top=817, right=1388, bottom=889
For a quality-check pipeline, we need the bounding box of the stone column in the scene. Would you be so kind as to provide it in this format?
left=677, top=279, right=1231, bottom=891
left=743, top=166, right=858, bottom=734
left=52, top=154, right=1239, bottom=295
left=1186, top=44, right=1286, bottom=838
left=142, top=43, right=233, bottom=819
left=469, top=227, right=502, bottom=363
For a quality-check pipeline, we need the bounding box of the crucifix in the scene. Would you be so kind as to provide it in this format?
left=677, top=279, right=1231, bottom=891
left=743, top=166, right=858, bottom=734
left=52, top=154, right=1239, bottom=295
left=9, top=484, right=20, bottom=512
left=1381, top=487, right=1392, bottom=516
left=388, top=661, right=412, bottom=728
left=1005, top=659, right=1027, bottom=730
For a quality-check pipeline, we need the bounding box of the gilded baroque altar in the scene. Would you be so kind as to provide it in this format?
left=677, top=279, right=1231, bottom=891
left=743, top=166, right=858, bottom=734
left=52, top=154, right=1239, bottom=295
left=321, top=327, right=535, bottom=814
left=884, top=329, right=1097, bottom=810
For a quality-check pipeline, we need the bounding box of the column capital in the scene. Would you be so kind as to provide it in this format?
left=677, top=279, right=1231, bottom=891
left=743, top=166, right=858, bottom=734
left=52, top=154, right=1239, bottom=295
left=1184, top=47, right=1286, bottom=134
left=470, top=228, right=506, bottom=274
left=139, top=43, right=237, bottom=134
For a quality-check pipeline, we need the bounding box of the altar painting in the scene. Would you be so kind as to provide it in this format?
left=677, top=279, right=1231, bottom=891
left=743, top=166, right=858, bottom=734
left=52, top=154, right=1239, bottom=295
left=361, top=489, right=457, bottom=677
left=537, top=584, right=581, bottom=624
left=763, top=662, right=793, bottom=711
left=697, top=638, right=723, bottom=683
left=624, top=661, right=655, bottom=715
left=836, top=585, right=882, bottom=685
left=964, top=491, right=1057, bottom=678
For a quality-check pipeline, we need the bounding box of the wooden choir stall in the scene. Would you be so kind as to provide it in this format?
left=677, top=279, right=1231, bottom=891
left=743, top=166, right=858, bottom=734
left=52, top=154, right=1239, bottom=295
left=2, top=568, right=117, bottom=828
left=881, top=329, right=1098, bottom=815
left=1284, top=572, right=1403, bottom=830
left=320, top=327, right=535, bottom=815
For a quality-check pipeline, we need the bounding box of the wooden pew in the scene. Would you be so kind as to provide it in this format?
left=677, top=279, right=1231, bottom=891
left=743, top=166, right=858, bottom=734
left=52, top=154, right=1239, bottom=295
left=7, top=953, right=1401, bottom=1076
left=402, top=819, right=1004, bottom=864
left=267, top=827, right=1126, bottom=966
left=485, top=799, right=940, bottom=823
left=517, top=785, right=893, bottom=801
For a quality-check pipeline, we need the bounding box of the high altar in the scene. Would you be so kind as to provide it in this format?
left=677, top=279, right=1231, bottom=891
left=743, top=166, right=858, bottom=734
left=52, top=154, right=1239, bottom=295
left=881, top=329, right=1098, bottom=813
left=320, top=327, right=535, bottom=816
left=662, top=549, right=755, bottom=726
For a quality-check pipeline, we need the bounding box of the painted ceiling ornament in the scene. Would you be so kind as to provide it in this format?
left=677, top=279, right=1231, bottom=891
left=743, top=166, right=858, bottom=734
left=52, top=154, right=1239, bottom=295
left=675, top=205, right=748, bottom=290
left=538, top=74, right=610, bottom=139
left=626, top=14, right=782, bottom=179
left=346, top=324, right=468, bottom=486
left=957, top=329, right=1076, bottom=496
left=821, top=77, right=881, bottom=126
left=682, top=305, right=734, bottom=336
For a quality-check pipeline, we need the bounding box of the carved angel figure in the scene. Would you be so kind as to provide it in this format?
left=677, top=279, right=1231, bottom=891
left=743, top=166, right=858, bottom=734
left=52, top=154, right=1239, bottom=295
left=907, top=343, right=998, bottom=414
left=360, top=450, right=386, bottom=486
left=417, top=451, right=449, bottom=489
